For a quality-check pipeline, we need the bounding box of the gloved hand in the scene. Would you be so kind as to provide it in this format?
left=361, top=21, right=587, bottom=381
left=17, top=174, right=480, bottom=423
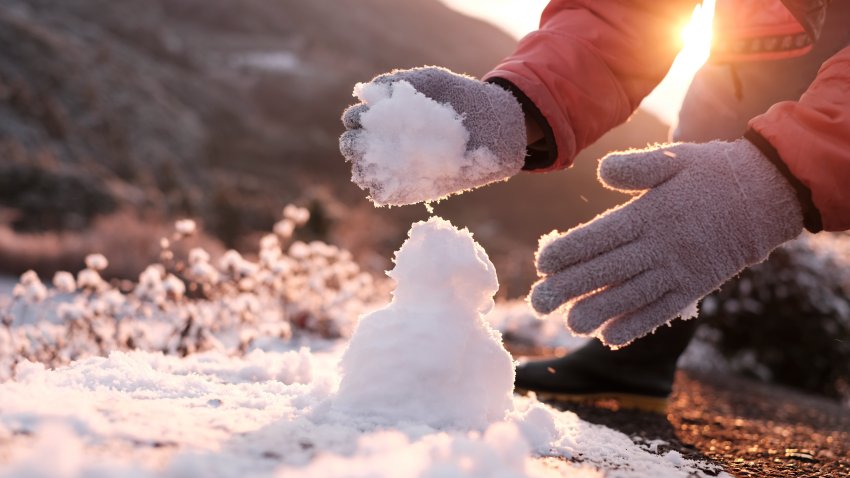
left=339, top=66, right=526, bottom=205
left=530, top=139, right=804, bottom=347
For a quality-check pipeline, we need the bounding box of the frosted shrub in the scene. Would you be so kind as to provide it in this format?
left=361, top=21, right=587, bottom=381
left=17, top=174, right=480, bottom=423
left=699, top=232, right=850, bottom=402
left=12, top=271, right=47, bottom=303
left=0, top=205, right=386, bottom=380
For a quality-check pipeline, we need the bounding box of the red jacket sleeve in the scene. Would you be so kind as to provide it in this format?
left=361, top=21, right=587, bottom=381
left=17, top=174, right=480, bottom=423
left=748, top=45, right=850, bottom=232
left=483, top=0, right=696, bottom=171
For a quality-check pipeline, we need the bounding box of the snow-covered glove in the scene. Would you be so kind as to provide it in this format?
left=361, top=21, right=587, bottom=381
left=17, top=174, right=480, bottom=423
left=339, top=66, right=526, bottom=206
left=530, top=139, right=804, bottom=347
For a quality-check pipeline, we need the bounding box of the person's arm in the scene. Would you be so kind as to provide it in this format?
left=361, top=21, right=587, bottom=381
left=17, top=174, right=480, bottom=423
left=484, top=0, right=696, bottom=171
left=746, top=45, right=850, bottom=232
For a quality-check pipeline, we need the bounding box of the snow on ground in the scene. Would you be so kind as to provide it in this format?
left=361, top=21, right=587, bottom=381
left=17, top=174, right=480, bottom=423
left=0, top=217, right=728, bottom=477
left=0, top=347, right=725, bottom=478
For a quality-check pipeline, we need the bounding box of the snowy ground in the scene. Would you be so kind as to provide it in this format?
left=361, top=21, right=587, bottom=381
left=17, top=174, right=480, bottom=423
left=0, top=217, right=729, bottom=477
left=0, top=345, right=727, bottom=478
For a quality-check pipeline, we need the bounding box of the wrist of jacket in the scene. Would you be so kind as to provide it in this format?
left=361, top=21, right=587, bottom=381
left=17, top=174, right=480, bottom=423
left=486, top=77, right=559, bottom=171
left=744, top=129, right=823, bottom=232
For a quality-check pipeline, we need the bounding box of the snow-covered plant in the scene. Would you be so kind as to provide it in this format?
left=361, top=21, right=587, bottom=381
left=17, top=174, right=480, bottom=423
left=699, top=232, right=850, bottom=402
left=0, top=205, right=387, bottom=380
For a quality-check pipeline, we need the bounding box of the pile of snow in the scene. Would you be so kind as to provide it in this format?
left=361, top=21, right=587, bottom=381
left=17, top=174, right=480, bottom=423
left=0, top=347, right=725, bottom=478
left=332, top=217, right=514, bottom=429
left=0, top=217, right=729, bottom=477
left=349, top=81, right=505, bottom=206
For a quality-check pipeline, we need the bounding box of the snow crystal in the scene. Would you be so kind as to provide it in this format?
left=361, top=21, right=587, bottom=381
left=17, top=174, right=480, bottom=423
left=348, top=80, right=504, bottom=206
left=332, top=217, right=515, bottom=429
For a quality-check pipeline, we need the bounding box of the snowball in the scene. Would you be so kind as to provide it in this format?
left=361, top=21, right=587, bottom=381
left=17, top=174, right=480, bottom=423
left=349, top=80, right=502, bottom=206
left=332, top=217, right=515, bottom=429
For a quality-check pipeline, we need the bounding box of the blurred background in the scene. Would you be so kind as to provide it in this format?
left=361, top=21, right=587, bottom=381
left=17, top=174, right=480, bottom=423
left=0, top=0, right=715, bottom=298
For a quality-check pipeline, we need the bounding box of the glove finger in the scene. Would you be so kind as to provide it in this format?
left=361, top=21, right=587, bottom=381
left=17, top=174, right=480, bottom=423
left=598, top=145, right=685, bottom=192
left=536, top=206, right=640, bottom=276
left=566, top=269, right=674, bottom=335
left=342, top=103, right=369, bottom=130
left=529, top=240, right=655, bottom=315
left=598, top=292, right=693, bottom=348
left=339, top=130, right=362, bottom=161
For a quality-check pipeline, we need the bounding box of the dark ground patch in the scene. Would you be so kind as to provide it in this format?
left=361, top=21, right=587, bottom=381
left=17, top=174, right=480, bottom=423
left=544, top=369, right=850, bottom=477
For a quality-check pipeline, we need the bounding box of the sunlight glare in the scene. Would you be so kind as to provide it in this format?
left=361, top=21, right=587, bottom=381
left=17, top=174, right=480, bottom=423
left=641, top=0, right=716, bottom=125
left=679, top=1, right=716, bottom=76
left=439, top=0, right=716, bottom=125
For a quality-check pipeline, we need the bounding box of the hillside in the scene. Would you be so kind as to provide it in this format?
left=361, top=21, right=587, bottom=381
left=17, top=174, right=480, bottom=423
left=0, top=0, right=669, bottom=293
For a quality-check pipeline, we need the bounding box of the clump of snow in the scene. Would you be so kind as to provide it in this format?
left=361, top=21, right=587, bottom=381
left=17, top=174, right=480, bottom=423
left=283, top=205, right=310, bottom=225
left=174, top=219, right=197, bottom=236
left=348, top=80, right=502, bottom=206
left=85, top=253, right=109, bottom=271
left=52, top=271, right=77, bottom=294
left=76, top=268, right=106, bottom=291
left=332, top=217, right=515, bottom=429
left=12, top=271, right=47, bottom=303
left=679, top=301, right=699, bottom=320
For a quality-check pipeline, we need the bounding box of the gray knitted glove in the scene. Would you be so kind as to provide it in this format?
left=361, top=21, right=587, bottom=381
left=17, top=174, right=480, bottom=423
left=340, top=66, right=526, bottom=205
left=530, top=139, right=804, bottom=347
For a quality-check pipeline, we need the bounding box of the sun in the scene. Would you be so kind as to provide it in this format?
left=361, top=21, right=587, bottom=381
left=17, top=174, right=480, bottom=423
left=641, top=0, right=716, bottom=124
left=678, top=0, right=716, bottom=74
left=439, top=0, right=717, bottom=125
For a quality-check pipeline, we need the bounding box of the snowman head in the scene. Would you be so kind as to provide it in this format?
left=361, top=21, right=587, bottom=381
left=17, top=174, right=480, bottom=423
left=388, top=218, right=498, bottom=313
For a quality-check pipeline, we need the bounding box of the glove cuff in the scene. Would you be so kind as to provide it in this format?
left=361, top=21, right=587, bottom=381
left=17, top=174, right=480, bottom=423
left=486, top=77, right=556, bottom=171
left=743, top=129, right=823, bottom=232
left=727, top=139, right=805, bottom=251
